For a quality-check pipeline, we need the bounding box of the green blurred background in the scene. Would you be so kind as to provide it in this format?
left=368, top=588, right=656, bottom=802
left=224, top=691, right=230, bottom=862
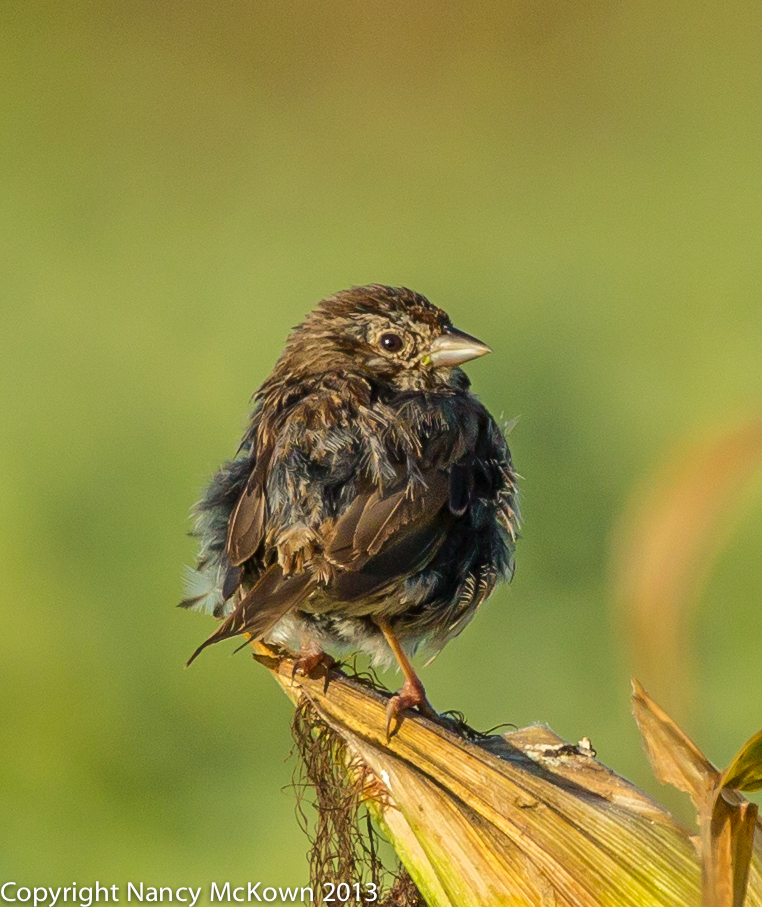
left=2, top=0, right=762, bottom=894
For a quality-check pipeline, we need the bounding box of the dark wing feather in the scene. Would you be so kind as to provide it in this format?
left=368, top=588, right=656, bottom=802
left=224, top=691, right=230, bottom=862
left=324, top=491, right=369, bottom=559
left=226, top=462, right=268, bottom=566
left=326, top=470, right=451, bottom=578
left=332, top=517, right=448, bottom=602
left=352, top=489, right=409, bottom=557
left=448, top=461, right=474, bottom=517
left=221, top=564, right=244, bottom=601
left=185, top=565, right=314, bottom=665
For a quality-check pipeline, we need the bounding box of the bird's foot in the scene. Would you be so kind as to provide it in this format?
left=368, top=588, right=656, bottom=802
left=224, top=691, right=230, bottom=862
left=291, top=650, right=337, bottom=679
left=385, top=675, right=439, bottom=739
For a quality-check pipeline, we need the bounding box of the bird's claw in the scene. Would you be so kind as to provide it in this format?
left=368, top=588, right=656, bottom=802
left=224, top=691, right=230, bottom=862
left=385, top=677, right=439, bottom=739
left=291, top=651, right=337, bottom=679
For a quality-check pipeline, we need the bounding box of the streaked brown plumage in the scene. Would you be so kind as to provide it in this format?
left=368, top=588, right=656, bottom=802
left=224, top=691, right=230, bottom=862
left=182, top=285, right=519, bottom=730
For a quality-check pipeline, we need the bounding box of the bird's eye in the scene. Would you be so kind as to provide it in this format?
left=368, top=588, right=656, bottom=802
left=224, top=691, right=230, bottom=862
left=379, top=333, right=403, bottom=353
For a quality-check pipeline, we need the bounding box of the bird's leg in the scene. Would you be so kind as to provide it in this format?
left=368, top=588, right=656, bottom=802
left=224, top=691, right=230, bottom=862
left=376, top=618, right=439, bottom=737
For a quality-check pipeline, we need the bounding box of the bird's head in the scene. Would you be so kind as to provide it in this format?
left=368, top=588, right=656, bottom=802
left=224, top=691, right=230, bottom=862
left=274, top=285, right=491, bottom=391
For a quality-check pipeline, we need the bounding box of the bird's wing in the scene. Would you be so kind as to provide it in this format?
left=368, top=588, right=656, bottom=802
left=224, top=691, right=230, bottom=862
left=327, top=470, right=451, bottom=568
left=226, top=456, right=270, bottom=567
left=323, top=468, right=453, bottom=601
left=226, top=385, right=363, bottom=570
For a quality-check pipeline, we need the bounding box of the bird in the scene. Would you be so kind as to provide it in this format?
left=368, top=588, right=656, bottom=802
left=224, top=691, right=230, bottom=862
left=181, top=284, right=519, bottom=732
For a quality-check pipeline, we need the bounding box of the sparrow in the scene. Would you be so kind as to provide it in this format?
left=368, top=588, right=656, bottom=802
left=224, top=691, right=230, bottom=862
left=182, top=285, right=519, bottom=731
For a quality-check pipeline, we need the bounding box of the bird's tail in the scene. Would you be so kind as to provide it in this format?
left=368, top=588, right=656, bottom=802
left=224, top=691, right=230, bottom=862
left=185, top=565, right=314, bottom=666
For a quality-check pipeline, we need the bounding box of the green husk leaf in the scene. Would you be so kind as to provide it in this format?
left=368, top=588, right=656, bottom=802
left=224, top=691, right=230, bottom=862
left=721, top=729, right=762, bottom=793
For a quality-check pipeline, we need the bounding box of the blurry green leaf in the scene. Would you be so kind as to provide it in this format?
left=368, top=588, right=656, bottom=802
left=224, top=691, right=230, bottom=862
left=722, top=730, right=762, bottom=792
left=615, top=421, right=762, bottom=721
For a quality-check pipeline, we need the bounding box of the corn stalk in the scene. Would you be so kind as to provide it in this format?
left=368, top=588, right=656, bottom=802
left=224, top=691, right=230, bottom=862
left=251, top=642, right=762, bottom=907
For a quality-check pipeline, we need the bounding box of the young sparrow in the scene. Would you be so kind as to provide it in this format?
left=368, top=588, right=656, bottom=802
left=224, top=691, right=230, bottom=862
left=183, top=285, right=519, bottom=730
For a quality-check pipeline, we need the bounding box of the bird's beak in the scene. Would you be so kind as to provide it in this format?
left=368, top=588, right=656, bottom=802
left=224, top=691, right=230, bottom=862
left=427, top=326, right=492, bottom=368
